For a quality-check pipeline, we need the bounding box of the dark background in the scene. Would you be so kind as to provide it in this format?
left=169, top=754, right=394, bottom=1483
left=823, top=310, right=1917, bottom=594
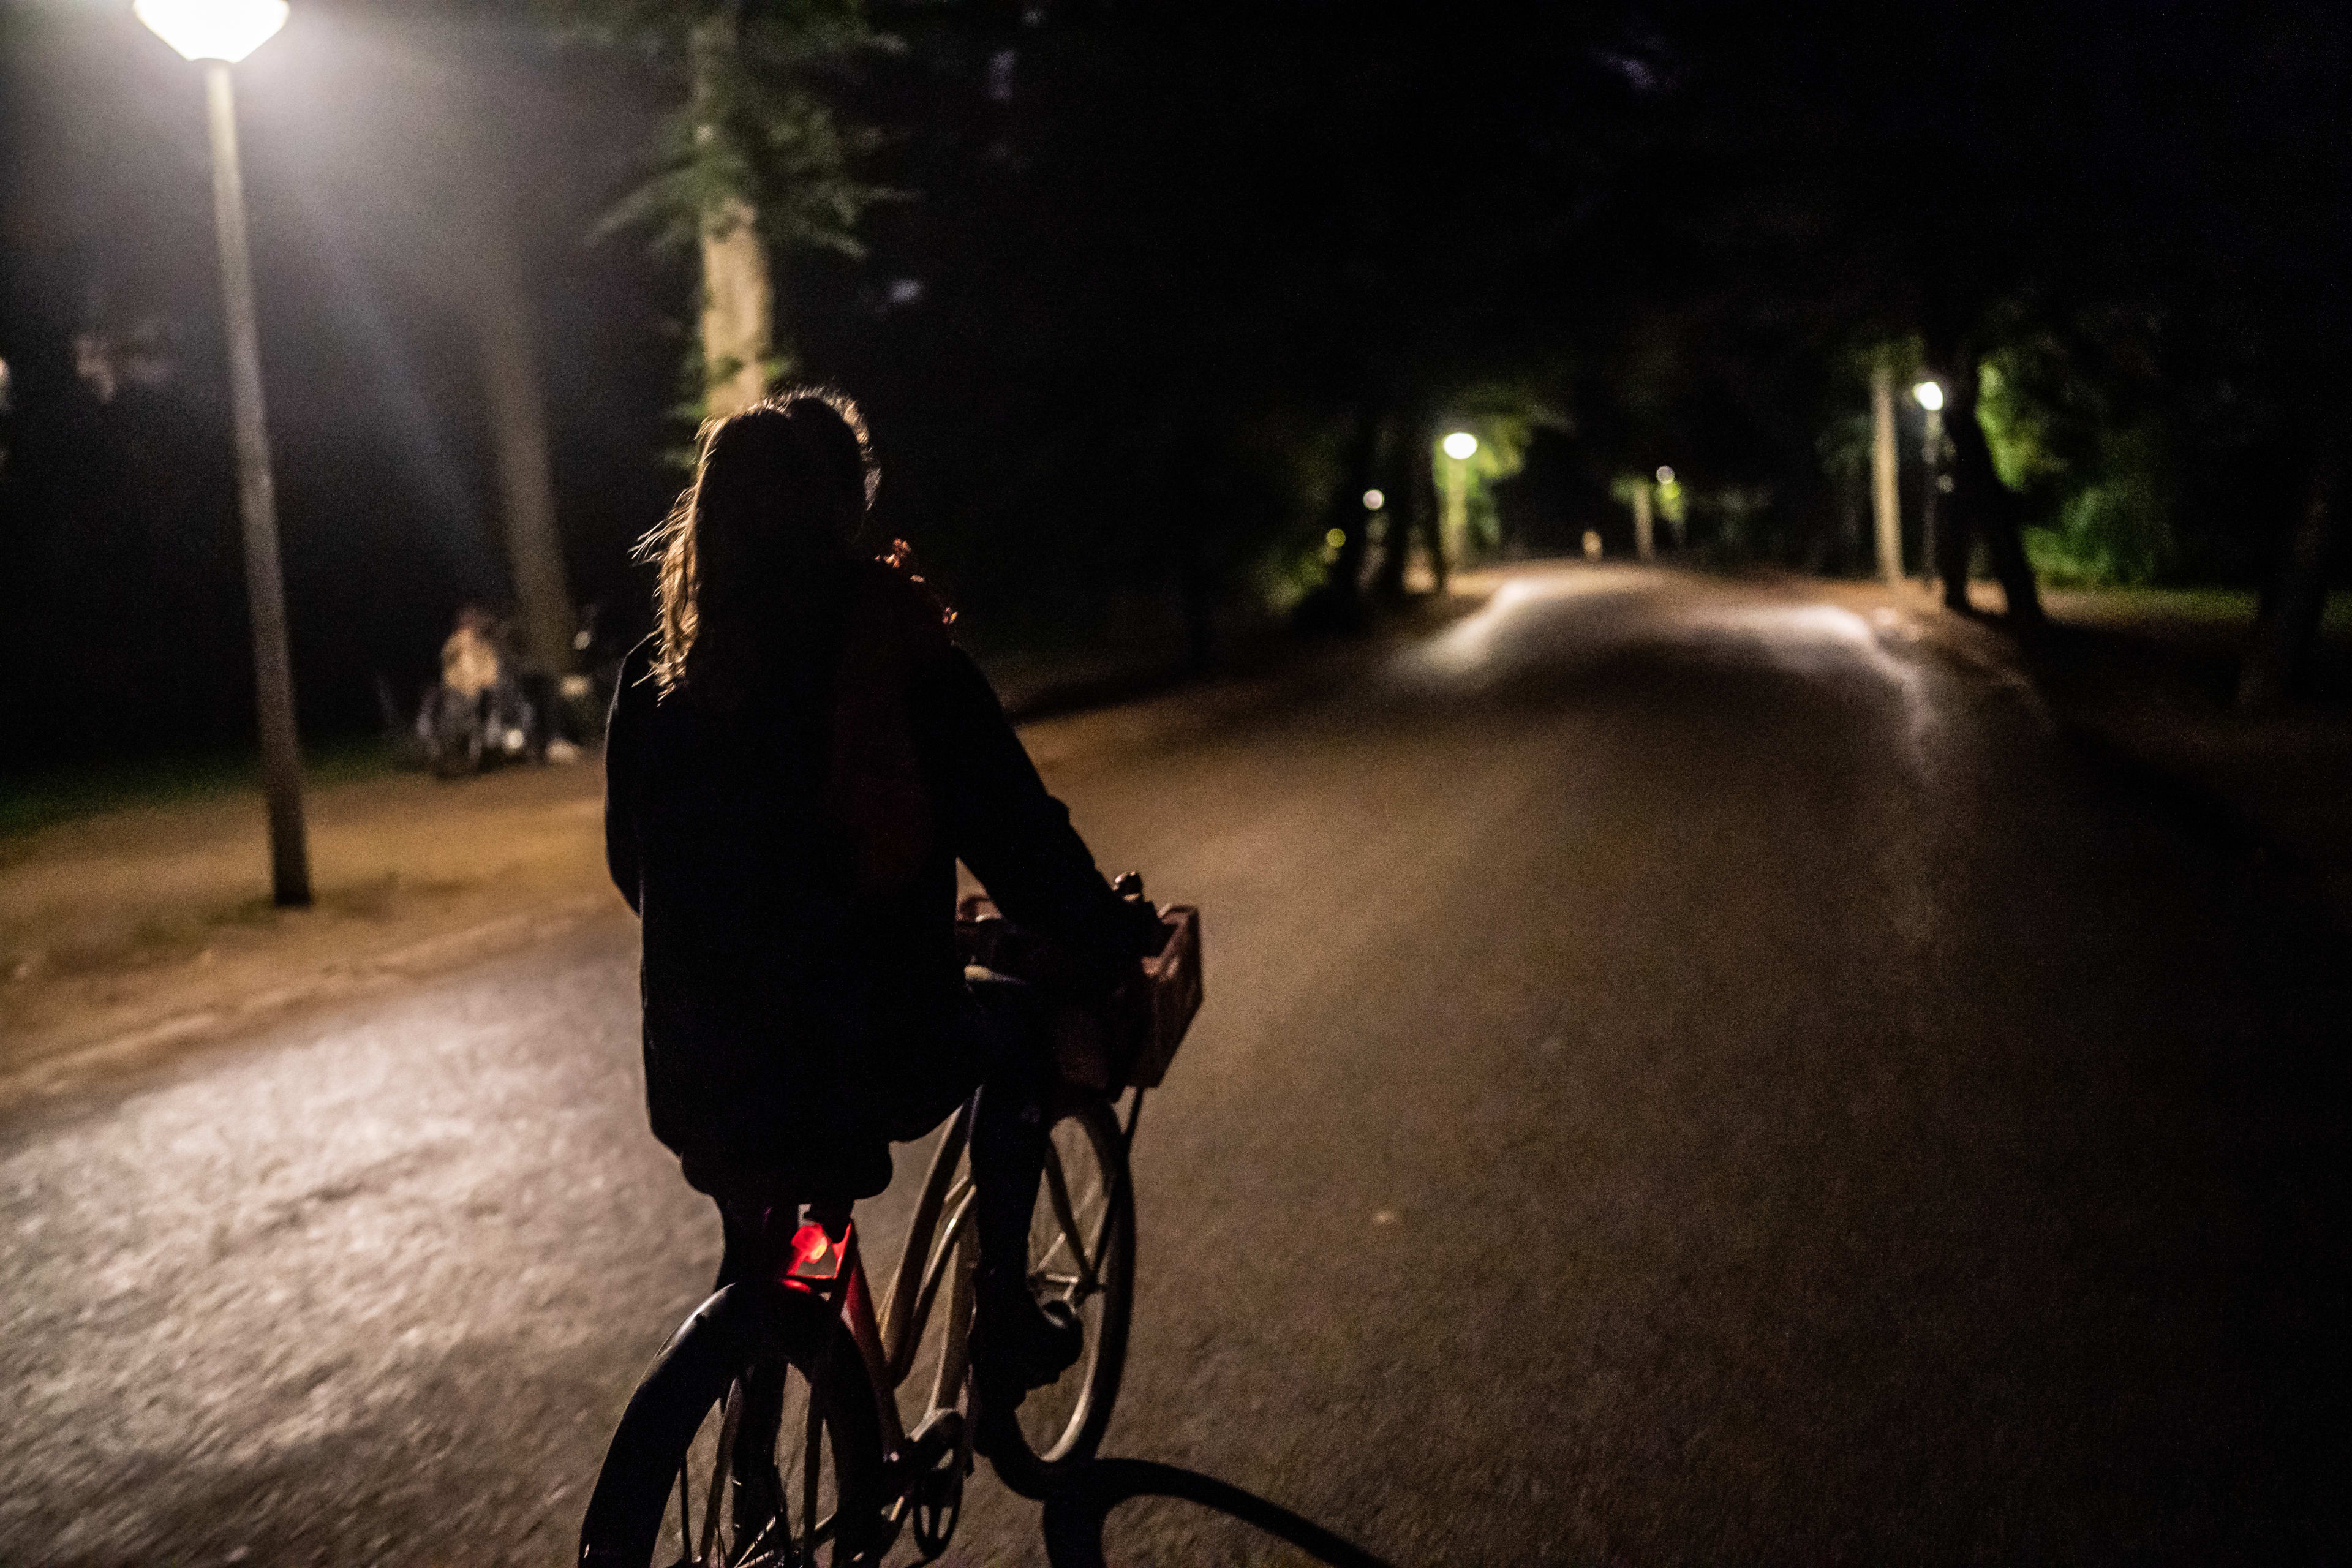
left=4, top=0, right=2348, bottom=762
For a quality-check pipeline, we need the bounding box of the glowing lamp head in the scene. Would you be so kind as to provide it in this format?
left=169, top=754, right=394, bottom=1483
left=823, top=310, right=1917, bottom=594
left=135, top=0, right=290, bottom=62
left=1362, top=488, right=1385, bottom=511
left=1442, top=432, right=1478, bottom=461
left=1912, top=379, right=1945, bottom=412
left=1656, top=465, right=1675, bottom=485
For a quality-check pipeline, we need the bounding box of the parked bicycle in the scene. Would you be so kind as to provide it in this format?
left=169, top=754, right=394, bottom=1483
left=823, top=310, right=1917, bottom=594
left=579, top=890, right=1200, bottom=1568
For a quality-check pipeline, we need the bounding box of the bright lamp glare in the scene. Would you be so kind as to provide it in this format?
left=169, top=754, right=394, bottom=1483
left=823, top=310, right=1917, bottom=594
left=1442, top=432, right=1477, bottom=461
left=1912, top=380, right=1945, bottom=412
left=1362, top=488, right=1385, bottom=510
left=1656, top=466, right=1675, bottom=485
left=135, top=0, right=290, bottom=63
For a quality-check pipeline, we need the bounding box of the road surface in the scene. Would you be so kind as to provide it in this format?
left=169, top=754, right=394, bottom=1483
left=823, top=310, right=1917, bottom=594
left=4, top=567, right=2344, bottom=1564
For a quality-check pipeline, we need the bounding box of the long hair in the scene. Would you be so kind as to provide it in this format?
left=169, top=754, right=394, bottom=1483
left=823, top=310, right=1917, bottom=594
left=638, top=388, right=878, bottom=703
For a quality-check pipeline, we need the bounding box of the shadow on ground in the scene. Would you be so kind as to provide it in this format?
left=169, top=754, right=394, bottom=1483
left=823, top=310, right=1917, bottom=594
left=1041, top=1458, right=1395, bottom=1568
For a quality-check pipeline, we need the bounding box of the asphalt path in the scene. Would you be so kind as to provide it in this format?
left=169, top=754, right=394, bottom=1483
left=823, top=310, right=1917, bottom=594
left=5, top=566, right=2345, bottom=1564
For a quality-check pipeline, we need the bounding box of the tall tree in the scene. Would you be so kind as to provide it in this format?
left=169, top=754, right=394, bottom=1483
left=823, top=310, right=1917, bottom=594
left=556, top=0, right=890, bottom=417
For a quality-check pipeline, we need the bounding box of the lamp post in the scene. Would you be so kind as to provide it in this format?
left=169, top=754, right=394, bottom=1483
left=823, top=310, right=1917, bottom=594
left=136, top=0, right=309, bottom=907
left=1441, top=431, right=1477, bottom=570
left=1912, top=378, right=1947, bottom=599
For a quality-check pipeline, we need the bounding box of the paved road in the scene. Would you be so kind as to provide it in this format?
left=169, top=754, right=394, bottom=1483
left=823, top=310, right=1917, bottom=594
left=5, top=567, right=2345, bottom=1565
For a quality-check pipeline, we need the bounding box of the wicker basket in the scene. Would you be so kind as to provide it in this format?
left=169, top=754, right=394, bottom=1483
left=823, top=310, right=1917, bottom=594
left=955, top=895, right=1203, bottom=1090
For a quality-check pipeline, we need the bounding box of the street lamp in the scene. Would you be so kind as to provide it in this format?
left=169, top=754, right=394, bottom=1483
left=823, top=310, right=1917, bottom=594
left=137, top=0, right=309, bottom=907
left=1441, top=431, right=1478, bottom=461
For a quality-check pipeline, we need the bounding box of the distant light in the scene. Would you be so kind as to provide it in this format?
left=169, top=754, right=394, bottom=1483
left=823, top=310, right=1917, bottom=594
left=135, top=0, right=290, bottom=62
left=1655, top=465, right=1675, bottom=485
left=1442, top=432, right=1477, bottom=461
left=884, top=277, right=925, bottom=307
left=1912, top=379, right=1945, bottom=412
left=1325, top=528, right=1347, bottom=549
left=1362, top=488, right=1385, bottom=511
left=1582, top=530, right=1603, bottom=562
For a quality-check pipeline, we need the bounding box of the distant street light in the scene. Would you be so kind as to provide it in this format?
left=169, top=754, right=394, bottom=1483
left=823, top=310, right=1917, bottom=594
left=1362, top=488, right=1385, bottom=511
left=1442, top=431, right=1478, bottom=461
left=137, top=0, right=310, bottom=907
left=1911, top=379, right=1946, bottom=412
left=1654, top=465, right=1687, bottom=551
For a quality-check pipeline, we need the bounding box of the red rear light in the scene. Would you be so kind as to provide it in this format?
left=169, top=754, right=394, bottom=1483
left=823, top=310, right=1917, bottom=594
left=784, top=1222, right=846, bottom=1282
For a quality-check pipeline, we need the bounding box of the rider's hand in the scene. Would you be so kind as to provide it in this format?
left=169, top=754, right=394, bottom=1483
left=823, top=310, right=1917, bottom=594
left=1119, top=894, right=1169, bottom=960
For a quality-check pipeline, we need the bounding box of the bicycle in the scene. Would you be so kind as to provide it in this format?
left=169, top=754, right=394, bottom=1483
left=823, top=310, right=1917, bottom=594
left=579, top=883, right=1198, bottom=1568
left=576, top=1069, right=1146, bottom=1567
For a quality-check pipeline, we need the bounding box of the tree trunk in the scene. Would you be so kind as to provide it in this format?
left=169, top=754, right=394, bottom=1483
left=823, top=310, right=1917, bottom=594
left=1412, top=417, right=1446, bottom=593
left=1634, top=484, right=1656, bottom=560
left=476, top=217, right=576, bottom=674
left=693, top=17, right=775, bottom=420
left=1372, top=410, right=1414, bottom=600
left=1870, top=363, right=1903, bottom=584
left=2237, top=426, right=2342, bottom=712
left=1939, top=355, right=2043, bottom=627
left=1326, top=405, right=1382, bottom=613
left=699, top=200, right=773, bottom=418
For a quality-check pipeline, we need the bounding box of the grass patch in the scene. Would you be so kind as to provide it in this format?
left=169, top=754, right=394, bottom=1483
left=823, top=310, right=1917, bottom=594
left=0, top=734, right=398, bottom=842
left=2041, top=585, right=2352, bottom=639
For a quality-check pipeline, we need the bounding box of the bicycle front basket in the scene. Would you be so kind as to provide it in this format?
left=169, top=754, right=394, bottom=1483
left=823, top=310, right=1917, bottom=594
left=1123, top=904, right=1202, bottom=1089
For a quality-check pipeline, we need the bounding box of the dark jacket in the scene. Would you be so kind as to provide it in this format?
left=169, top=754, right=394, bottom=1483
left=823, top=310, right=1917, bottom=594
left=604, top=557, right=1136, bottom=1200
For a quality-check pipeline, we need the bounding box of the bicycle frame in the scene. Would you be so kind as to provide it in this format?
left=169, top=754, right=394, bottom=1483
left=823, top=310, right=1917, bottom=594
left=770, top=1085, right=1146, bottom=1468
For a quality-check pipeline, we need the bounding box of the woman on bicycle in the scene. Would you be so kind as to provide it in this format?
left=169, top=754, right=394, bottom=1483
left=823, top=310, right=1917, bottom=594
left=602, top=388, right=1157, bottom=1430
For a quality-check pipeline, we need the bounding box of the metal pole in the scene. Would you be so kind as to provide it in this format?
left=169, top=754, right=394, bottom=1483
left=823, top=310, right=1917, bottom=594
left=206, top=61, right=310, bottom=907
left=1920, top=405, right=1943, bottom=595
left=1869, top=364, right=1903, bottom=585
left=1442, top=455, right=1468, bottom=568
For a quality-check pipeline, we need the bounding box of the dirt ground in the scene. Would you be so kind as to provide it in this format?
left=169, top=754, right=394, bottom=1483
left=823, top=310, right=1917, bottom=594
left=0, top=624, right=1415, bottom=1103
left=0, top=758, right=619, bottom=1101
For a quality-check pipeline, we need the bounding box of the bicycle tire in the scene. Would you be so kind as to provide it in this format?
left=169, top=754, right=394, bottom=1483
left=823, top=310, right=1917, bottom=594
left=579, top=1278, right=887, bottom=1567
left=986, top=1091, right=1136, bottom=1500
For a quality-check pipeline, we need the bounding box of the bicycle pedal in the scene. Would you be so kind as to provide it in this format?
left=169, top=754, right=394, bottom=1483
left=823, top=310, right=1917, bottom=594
left=889, top=1410, right=964, bottom=1482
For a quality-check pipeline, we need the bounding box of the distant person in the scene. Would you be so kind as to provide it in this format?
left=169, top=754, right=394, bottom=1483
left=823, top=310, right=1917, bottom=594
left=429, top=604, right=540, bottom=764
left=440, top=605, right=502, bottom=703
left=601, top=388, right=1159, bottom=1430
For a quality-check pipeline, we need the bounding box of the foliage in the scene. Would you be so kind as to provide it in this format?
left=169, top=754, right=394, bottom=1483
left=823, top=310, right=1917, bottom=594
left=1980, top=350, right=2180, bottom=586
left=545, top=0, right=899, bottom=374
left=1431, top=388, right=1569, bottom=561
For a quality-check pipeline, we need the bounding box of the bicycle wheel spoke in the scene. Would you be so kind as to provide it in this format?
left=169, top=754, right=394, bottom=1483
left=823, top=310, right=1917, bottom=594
left=699, top=1382, right=741, bottom=1565
left=1038, top=1141, right=1098, bottom=1290
left=799, top=1396, right=822, bottom=1547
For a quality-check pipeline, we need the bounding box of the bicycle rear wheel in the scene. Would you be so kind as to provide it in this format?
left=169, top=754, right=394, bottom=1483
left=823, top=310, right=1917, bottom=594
left=985, top=1090, right=1136, bottom=1499
left=581, top=1281, right=886, bottom=1567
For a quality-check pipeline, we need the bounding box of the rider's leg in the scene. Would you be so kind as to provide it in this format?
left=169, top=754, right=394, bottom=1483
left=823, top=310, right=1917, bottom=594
left=963, top=975, right=1084, bottom=1401
left=967, top=979, right=1052, bottom=1283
